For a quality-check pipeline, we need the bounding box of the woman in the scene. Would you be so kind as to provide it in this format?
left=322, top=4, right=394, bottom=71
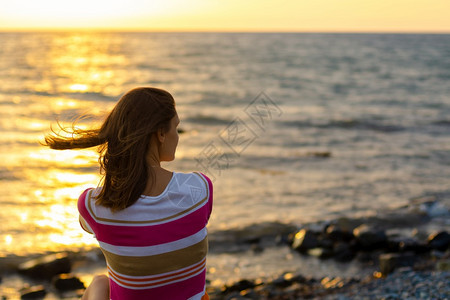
left=44, top=87, right=213, bottom=300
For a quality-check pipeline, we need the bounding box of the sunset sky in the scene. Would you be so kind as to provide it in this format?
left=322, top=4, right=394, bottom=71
left=0, top=0, right=449, bottom=32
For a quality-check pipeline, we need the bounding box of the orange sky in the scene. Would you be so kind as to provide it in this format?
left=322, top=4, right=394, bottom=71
left=0, top=0, right=449, bottom=32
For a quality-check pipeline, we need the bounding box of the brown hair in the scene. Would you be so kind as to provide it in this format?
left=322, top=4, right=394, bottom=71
left=44, top=87, right=176, bottom=211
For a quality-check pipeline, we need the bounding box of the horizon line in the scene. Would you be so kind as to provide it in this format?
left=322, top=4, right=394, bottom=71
left=1, top=28, right=449, bottom=34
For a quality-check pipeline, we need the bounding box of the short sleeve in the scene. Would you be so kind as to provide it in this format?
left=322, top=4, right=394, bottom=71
left=77, top=188, right=95, bottom=235
left=199, top=173, right=213, bottom=220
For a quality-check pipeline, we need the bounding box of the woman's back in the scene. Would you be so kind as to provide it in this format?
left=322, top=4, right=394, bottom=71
left=44, top=87, right=213, bottom=299
left=78, top=172, right=213, bottom=300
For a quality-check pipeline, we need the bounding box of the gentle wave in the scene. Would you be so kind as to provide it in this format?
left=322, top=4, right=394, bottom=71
left=0, top=169, right=18, bottom=181
left=184, top=115, right=233, bottom=126
left=281, top=119, right=405, bottom=133
left=0, top=89, right=118, bottom=102
left=433, top=120, right=450, bottom=127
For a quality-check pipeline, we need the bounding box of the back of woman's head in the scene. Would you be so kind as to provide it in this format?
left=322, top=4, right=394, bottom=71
left=45, top=87, right=177, bottom=211
left=101, top=87, right=176, bottom=154
left=97, top=87, right=176, bottom=210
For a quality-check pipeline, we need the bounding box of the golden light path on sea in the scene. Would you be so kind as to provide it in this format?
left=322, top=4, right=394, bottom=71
left=1, top=32, right=188, bottom=255
left=12, top=147, right=102, bottom=253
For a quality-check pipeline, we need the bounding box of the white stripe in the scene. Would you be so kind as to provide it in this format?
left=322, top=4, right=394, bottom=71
left=84, top=189, right=97, bottom=222
left=99, top=227, right=207, bottom=256
left=109, top=263, right=206, bottom=290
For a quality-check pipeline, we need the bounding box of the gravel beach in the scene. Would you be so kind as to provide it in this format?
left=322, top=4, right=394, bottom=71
left=206, top=258, right=450, bottom=300
left=323, top=268, right=450, bottom=300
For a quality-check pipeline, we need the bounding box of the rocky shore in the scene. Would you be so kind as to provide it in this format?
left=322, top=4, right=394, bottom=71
left=1, top=199, right=449, bottom=299
left=0, top=250, right=105, bottom=299
left=206, top=203, right=450, bottom=300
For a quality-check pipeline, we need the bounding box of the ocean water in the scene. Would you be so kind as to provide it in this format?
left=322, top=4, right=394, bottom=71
left=0, top=32, right=449, bottom=265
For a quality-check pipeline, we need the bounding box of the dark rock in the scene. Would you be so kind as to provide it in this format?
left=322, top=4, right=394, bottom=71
left=335, top=217, right=361, bottom=232
left=387, top=236, right=426, bottom=253
left=20, top=285, right=46, bottom=299
left=318, top=236, right=334, bottom=249
left=353, top=224, right=387, bottom=250
left=379, top=252, right=416, bottom=276
left=244, top=237, right=260, bottom=244
left=52, top=273, right=85, bottom=291
left=291, top=229, right=319, bottom=253
left=325, top=225, right=354, bottom=242
left=250, top=243, right=264, bottom=254
left=333, top=242, right=356, bottom=262
left=18, top=253, right=71, bottom=279
left=275, top=234, right=290, bottom=245
left=428, top=231, right=450, bottom=251
left=355, top=251, right=377, bottom=263
left=386, top=237, right=404, bottom=252
left=290, top=273, right=307, bottom=284
left=386, top=237, right=401, bottom=252
left=307, top=151, right=331, bottom=158
left=222, top=279, right=257, bottom=294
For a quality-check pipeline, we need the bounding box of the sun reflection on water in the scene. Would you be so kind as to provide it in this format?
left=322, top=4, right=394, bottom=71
left=29, top=149, right=99, bottom=167
left=5, top=235, right=13, bottom=246
left=0, top=33, right=135, bottom=255
left=69, top=83, right=89, bottom=92
left=44, top=33, right=128, bottom=96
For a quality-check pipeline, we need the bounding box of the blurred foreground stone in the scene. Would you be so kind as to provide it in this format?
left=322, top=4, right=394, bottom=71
left=18, top=253, right=71, bottom=279
left=379, top=252, right=416, bottom=276
left=52, top=273, right=85, bottom=291
left=20, top=285, right=46, bottom=299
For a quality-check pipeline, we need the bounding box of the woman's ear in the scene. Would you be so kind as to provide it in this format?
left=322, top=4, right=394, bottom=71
left=157, top=128, right=166, bottom=144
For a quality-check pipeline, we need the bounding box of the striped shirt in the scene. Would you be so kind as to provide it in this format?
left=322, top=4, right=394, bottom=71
left=78, top=172, right=213, bottom=300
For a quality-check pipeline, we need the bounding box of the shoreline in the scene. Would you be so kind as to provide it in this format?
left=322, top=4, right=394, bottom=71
left=1, top=200, right=449, bottom=299
left=2, top=252, right=448, bottom=299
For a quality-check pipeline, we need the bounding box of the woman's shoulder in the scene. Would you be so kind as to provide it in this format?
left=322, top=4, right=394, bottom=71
left=172, top=171, right=212, bottom=189
left=171, top=172, right=213, bottom=205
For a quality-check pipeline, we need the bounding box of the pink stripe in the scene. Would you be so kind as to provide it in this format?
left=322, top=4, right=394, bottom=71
left=109, top=269, right=206, bottom=300
left=78, top=188, right=95, bottom=223
left=82, top=202, right=209, bottom=246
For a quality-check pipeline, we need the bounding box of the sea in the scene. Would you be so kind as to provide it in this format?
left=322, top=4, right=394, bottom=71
left=0, top=32, right=449, bottom=282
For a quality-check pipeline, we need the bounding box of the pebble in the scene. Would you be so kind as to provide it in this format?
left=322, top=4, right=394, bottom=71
left=20, top=285, right=46, bottom=299
left=52, top=273, right=85, bottom=291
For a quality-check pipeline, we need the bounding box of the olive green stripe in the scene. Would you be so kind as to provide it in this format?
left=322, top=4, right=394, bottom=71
left=101, top=237, right=208, bottom=276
